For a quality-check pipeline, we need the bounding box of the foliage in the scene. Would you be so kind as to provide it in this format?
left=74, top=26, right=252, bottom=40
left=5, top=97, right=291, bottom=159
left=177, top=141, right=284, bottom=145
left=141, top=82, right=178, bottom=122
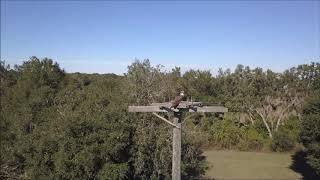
left=1, top=58, right=209, bottom=179
left=1, top=57, right=319, bottom=179
left=181, top=137, right=208, bottom=179
left=271, top=129, right=296, bottom=152
left=1, top=58, right=133, bottom=179
left=271, top=116, right=301, bottom=152
left=206, top=114, right=265, bottom=151
left=300, top=91, right=320, bottom=175
left=209, top=119, right=244, bottom=149
left=238, top=127, right=266, bottom=151
left=126, top=60, right=205, bottom=179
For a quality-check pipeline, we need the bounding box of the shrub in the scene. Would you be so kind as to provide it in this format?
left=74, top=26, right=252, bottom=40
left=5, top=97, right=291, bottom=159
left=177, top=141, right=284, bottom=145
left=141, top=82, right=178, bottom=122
left=209, top=118, right=266, bottom=151
left=284, top=115, right=301, bottom=140
left=271, top=129, right=296, bottom=152
left=305, top=143, right=320, bottom=176
left=209, top=120, right=244, bottom=149
left=300, top=92, right=320, bottom=175
left=96, top=163, right=128, bottom=180
left=270, top=116, right=301, bottom=152
left=239, top=127, right=265, bottom=151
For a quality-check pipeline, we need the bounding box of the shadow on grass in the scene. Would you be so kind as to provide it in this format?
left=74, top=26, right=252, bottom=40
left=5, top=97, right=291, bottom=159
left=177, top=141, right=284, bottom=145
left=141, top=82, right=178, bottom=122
left=290, top=150, right=319, bottom=180
left=183, top=154, right=208, bottom=180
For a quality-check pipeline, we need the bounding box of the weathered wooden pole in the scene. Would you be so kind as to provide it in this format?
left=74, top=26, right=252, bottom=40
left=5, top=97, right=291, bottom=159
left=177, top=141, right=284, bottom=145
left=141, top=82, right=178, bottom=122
left=172, top=112, right=181, bottom=180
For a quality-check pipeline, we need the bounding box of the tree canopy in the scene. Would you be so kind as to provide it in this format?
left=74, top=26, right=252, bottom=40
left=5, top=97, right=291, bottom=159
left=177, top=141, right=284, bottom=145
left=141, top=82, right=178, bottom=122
left=1, top=57, right=319, bottom=179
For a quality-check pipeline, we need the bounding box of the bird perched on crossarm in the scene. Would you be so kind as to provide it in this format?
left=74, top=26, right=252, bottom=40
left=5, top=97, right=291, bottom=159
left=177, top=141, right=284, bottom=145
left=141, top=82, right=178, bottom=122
left=170, top=91, right=184, bottom=109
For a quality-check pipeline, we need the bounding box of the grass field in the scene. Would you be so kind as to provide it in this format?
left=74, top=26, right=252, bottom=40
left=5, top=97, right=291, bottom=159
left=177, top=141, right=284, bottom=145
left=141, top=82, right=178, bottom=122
left=203, top=150, right=304, bottom=180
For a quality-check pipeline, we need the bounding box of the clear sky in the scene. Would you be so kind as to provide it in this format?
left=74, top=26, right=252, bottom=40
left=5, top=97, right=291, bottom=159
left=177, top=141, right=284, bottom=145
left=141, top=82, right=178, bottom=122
left=1, top=1, right=319, bottom=74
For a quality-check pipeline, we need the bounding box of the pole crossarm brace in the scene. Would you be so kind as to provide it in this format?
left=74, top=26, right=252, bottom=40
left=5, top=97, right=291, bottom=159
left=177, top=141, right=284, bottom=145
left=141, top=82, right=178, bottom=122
left=152, top=112, right=180, bottom=129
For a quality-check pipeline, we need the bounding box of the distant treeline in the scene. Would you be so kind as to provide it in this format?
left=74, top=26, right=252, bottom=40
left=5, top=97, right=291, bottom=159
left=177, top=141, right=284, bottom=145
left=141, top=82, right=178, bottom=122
left=1, top=57, right=319, bottom=179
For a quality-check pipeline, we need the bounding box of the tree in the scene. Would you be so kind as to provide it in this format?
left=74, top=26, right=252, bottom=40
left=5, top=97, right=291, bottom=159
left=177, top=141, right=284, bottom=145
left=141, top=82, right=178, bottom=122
left=1, top=57, right=65, bottom=179
left=126, top=59, right=207, bottom=179
left=2, top=56, right=319, bottom=178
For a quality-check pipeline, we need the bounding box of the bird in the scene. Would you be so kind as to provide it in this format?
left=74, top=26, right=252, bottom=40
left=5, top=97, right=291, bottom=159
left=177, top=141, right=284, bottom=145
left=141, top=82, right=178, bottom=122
left=170, top=91, right=185, bottom=109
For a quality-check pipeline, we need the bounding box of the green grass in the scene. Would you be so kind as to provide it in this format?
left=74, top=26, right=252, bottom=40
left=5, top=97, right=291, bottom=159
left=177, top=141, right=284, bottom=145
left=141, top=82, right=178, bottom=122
left=203, top=150, right=302, bottom=180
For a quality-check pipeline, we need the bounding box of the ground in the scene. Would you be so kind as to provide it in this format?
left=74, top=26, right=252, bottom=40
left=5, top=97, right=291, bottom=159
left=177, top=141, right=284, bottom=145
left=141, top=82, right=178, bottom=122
left=203, top=150, right=304, bottom=180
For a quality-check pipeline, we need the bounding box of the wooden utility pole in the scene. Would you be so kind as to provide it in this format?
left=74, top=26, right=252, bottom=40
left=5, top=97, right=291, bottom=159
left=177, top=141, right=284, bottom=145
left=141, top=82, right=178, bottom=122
left=172, top=112, right=181, bottom=180
left=128, top=101, right=227, bottom=180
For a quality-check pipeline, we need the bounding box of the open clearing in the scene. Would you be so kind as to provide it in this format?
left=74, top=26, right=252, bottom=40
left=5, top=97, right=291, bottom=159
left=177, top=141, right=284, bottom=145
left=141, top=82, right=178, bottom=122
left=203, top=150, right=302, bottom=180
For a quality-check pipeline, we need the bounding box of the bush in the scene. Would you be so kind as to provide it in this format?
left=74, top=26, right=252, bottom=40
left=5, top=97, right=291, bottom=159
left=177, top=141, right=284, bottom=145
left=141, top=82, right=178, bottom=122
left=270, top=116, right=301, bottom=152
left=239, top=127, right=265, bottom=151
left=209, top=120, right=244, bottom=149
left=300, top=92, right=320, bottom=175
left=305, top=143, right=320, bottom=176
left=96, top=163, right=128, bottom=180
left=209, top=118, right=266, bottom=151
left=271, top=129, right=296, bottom=152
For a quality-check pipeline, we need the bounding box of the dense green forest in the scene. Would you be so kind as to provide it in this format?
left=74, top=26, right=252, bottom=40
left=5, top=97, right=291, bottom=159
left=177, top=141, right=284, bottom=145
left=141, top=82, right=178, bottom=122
left=1, top=57, right=320, bottom=179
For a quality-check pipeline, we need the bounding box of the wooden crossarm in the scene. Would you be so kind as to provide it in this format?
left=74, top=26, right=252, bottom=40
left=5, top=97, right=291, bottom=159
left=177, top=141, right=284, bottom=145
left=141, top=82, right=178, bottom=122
left=150, top=101, right=203, bottom=108
left=192, top=106, right=228, bottom=112
left=128, top=105, right=228, bottom=113
left=128, top=106, right=167, bottom=112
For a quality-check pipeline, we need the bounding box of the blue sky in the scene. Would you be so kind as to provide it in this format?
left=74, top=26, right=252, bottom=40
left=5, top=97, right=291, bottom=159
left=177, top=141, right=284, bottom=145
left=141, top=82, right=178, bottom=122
left=1, top=1, right=319, bottom=74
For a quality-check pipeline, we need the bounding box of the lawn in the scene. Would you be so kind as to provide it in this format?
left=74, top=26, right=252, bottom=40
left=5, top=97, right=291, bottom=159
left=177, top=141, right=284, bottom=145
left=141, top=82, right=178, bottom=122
left=203, top=150, right=303, bottom=180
